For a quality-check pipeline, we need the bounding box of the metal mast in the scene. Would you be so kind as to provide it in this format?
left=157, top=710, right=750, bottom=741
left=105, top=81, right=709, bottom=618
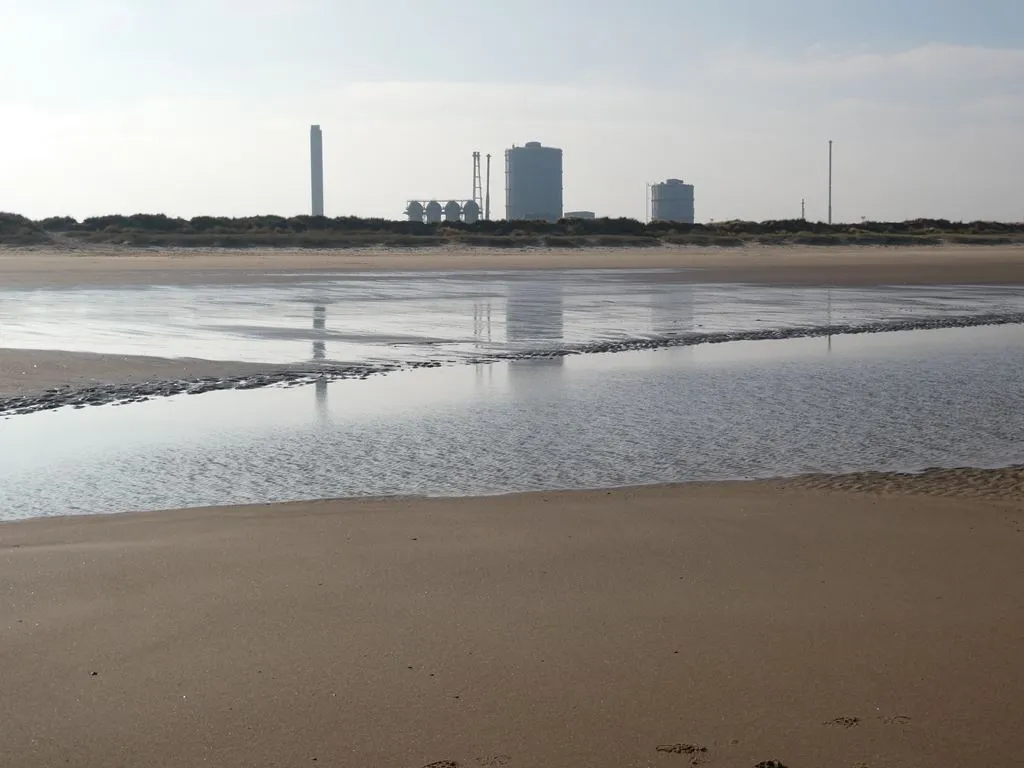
left=827, top=140, right=833, bottom=225
left=484, top=153, right=492, bottom=220
left=472, top=152, right=483, bottom=212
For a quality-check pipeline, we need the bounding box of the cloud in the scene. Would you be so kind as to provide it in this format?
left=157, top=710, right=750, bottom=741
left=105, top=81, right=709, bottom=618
left=0, top=43, right=1021, bottom=222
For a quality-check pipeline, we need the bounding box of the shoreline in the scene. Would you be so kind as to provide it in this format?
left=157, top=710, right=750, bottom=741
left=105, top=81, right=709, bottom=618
left=2, top=465, right=1021, bottom=528
left=3, top=243, right=1024, bottom=288
left=2, top=477, right=1021, bottom=768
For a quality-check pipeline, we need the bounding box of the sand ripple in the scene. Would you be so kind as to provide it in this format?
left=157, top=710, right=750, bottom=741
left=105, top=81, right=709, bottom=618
left=781, top=465, right=1024, bottom=500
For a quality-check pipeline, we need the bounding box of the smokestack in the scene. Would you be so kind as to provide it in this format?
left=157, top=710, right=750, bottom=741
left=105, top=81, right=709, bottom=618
left=310, top=125, right=324, bottom=217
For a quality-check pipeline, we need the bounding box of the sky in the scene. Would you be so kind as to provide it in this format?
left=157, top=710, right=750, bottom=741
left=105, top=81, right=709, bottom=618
left=1, top=0, right=1022, bottom=223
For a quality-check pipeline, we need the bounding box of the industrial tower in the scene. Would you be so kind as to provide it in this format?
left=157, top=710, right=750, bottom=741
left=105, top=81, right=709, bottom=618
left=310, top=125, right=324, bottom=217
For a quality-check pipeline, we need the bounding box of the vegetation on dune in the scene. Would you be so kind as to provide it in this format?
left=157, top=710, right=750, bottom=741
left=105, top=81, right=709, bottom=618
left=1, top=211, right=1023, bottom=249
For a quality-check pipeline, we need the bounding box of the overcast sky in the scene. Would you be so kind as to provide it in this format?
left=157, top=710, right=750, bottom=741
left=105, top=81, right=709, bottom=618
left=1, top=0, right=1022, bottom=222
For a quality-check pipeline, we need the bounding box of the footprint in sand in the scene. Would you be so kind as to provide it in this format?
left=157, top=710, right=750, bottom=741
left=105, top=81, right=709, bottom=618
left=475, top=756, right=511, bottom=767
left=754, top=761, right=789, bottom=768
left=823, top=716, right=861, bottom=728
left=655, top=744, right=709, bottom=766
left=422, top=762, right=461, bottom=768
left=879, top=714, right=912, bottom=726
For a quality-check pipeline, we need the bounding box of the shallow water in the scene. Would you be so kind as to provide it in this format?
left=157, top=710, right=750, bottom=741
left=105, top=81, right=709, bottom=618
left=2, top=324, right=1022, bottom=521
left=2, top=270, right=1023, bottom=364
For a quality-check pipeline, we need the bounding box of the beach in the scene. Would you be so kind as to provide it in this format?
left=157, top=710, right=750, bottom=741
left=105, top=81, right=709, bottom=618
left=3, top=243, right=1024, bottom=289
left=2, top=244, right=1023, bottom=766
left=2, top=243, right=1023, bottom=401
left=2, top=477, right=1022, bottom=768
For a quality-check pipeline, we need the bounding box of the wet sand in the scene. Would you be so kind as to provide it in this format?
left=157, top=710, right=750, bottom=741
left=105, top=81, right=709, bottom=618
left=0, top=349, right=279, bottom=397
left=2, top=243, right=1024, bottom=288
left=1, top=475, right=1021, bottom=768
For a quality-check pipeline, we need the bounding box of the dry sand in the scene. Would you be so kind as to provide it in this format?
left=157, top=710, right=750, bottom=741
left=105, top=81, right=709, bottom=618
left=2, top=476, right=1022, bottom=768
left=2, top=243, right=1024, bottom=288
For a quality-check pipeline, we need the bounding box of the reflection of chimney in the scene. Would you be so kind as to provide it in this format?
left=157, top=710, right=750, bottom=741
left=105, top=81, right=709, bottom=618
left=313, top=303, right=328, bottom=422
left=312, top=305, right=326, bottom=361
left=315, top=378, right=328, bottom=420
left=310, top=125, right=324, bottom=216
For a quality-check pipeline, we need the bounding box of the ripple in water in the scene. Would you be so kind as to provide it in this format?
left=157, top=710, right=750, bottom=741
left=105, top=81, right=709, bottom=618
left=1, top=324, right=1021, bottom=520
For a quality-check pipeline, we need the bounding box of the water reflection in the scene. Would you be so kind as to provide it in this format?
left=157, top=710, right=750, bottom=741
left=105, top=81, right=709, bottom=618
left=3, top=324, right=1022, bottom=520
left=506, top=279, right=566, bottom=392
left=313, top=304, right=328, bottom=420
left=505, top=279, right=565, bottom=344
left=650, top=284, right=695, bottom=335
left=1, top=275, right=1021, bottom=367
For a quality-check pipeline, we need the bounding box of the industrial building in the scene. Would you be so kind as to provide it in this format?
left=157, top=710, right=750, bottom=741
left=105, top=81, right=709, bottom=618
left=404, top=152, right=491, bottom=224
left=310, top=125, right=324, bottom=217
left=564, top=210, right=595, bottom=220
left=650, top=179, right=694, bottom=224
left=505, top=142, right=563, bottom=222
left=405, top=199, right=481, bottom=223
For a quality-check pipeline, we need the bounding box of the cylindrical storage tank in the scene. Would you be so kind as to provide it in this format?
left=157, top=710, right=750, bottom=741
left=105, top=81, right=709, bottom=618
left=444, top=200, right=463, bottom=222
left=462, top=200, right=481, bottom=224
left=505, top=142, right=563, bottom=222
left=650, top=179, right=695, bottom=224
left=405, top=201, right=425, bottom=222
left=424, top=200, right=443, bottom=223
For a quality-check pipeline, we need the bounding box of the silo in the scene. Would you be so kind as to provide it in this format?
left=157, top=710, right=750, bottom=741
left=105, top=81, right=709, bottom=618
left=463, top=199, right=481, bottom=224
left=405, top=201, right=425, bottom=222
left=505, top=141, right=563, bottom=222
left=651, top=179, right=695, bottom=224
left=444, top=200, right=463, bottom=223
left=424, top=200, right=443, bottom=223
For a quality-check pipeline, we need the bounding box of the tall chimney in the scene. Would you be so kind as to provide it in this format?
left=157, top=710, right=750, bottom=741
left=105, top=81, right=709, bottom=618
left=310, top=125, right=324, bottom=217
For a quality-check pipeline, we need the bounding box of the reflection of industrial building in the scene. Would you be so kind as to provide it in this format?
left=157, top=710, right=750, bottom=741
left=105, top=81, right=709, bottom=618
left=505, top=142, right=563, bottom=222
left=651, top=179, right=695, bottom=223
left=505, top=279, right=566, bottom=388
left=649, top=285, right=695, bottom=335
left=506, top=280, right=564, bottom=344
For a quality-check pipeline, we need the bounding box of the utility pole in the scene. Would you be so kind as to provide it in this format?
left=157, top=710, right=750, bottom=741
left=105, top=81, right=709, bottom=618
left=827, top=139, right=833, bottom=225
left=801, top=198, right=806, bottom=221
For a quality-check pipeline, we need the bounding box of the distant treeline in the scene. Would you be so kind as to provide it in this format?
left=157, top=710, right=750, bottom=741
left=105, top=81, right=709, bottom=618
left=2, top=212, right=1023, bottom=248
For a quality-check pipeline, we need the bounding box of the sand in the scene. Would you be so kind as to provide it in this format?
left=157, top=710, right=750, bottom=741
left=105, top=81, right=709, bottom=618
left=3, top=246, right=1022, bottom=766
left=0, top=349, right=282, bottom=397
left=3, top=243, right=1023, bottom=400
left=1, top=478, right=1021, bottom=768
left=2, top=243, right=1024, bottom=288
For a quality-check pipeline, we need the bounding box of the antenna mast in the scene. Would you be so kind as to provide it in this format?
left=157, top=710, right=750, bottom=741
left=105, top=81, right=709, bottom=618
left=484, top=154, right=492, bottom=220
left=472, top=152, right=483, bottom=212
left=827, top=140, right=833, bottom=225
